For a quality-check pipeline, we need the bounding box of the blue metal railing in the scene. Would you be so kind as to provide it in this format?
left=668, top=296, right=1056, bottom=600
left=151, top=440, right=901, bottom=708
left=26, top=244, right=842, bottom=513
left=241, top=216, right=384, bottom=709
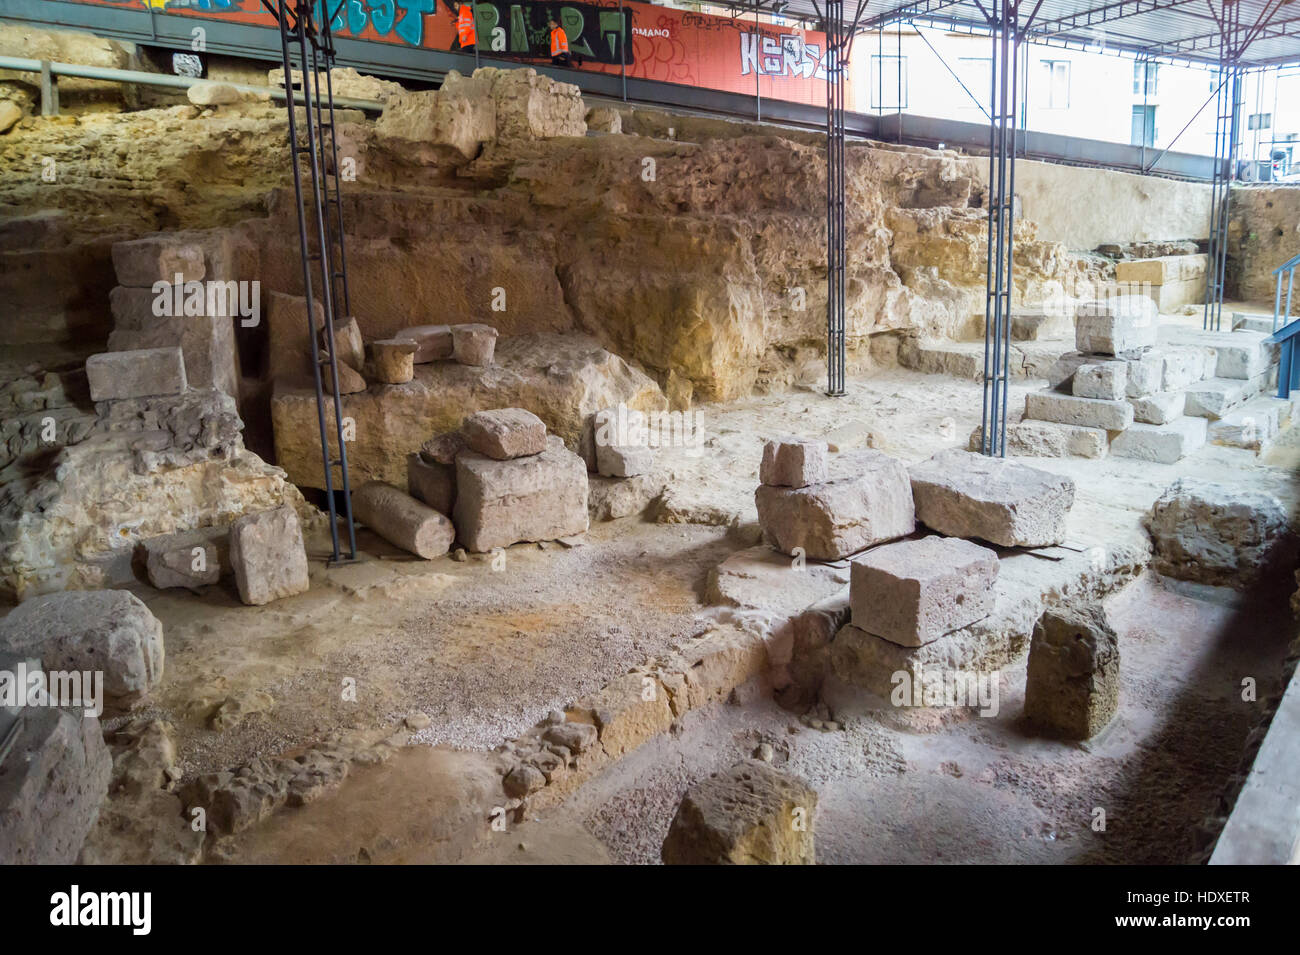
left=1272, top=252, right=1300, bottom=333
left=1265, top=253, right=1300, bottom=399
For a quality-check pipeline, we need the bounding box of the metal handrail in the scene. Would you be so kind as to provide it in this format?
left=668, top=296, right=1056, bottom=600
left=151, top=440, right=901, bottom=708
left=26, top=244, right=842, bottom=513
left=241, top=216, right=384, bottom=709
left=1273, top=254, right=1298, bottom=333
left=1272, top=251, right=1300, bottom=275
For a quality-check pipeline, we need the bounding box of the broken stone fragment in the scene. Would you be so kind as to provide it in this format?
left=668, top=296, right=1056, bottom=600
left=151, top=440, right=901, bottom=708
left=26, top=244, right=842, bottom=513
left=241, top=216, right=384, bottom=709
left=754, top=449, right=915, bottom=560
left=140, top=525, right=229, bottom=590
left=451, top=323, right=498, bottom=366
left=1072, top=361, right=1127, bottom=401
left=1024, top=604, right=1119, bottom=740
left=849, top=536, right=999, bottom=647
left=592, top=406, right=653, bottom=477
left=111, top=234, right=206, bottom=287
left=229, top=504, right=311, bottom=606
left=661, top=759, right=817, bottom=865
left=1074, top=295, right=1158, bottom=356
left=396, top=324, right=453, bottom=363
left=86, top=346, right=187, bottom=402
left=265, top=291, right=326, bottom=385
left=323, top=357, right=367, bottom=395
left=407, top=452, right=455, bottom=515
left=420, top=429, right=467, bottom=465
left=352, top=481, right=454, bottom=559
left=760, top=437, right=829, bottom=488
left=330, top=316, right=365, bottom=371
left=503, top=763, right=546, bottom=798
left=369, top=338, right=418, bottom=384
left=909, top=448, right=1074, bottom=548
left=0, top=590, right=165, bottom=709
left=463, top=407, right=547, bottom=460
left=541, top=720, right=598, bottom=754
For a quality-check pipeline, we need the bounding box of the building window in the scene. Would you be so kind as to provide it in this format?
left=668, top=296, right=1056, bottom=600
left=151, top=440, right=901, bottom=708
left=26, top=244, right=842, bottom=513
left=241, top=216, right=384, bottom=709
left=1131, top=105, right=1156, bottom=147
left=957, top=56, right=992, bottom=110
left=870, top=55, right=908, bottom=109
left=1248, top=113, right=1272, bottom=130
left=1133, top=59, right=1158, bottom=96
left=1041, top=60, right=1070, bottom=109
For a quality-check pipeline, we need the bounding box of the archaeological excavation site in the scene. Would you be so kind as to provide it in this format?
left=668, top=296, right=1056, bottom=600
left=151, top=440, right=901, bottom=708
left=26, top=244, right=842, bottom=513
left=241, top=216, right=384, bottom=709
left=1, top=0, right=1299, bottom=898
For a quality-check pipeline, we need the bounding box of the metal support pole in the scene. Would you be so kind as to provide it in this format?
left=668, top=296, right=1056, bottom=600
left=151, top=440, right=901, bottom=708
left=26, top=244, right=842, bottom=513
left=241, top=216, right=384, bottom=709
left=755, top=0, right=762, bottom=121
left=619, top=0, right=627, bottom=102
left=1205, top=0, right=1243, bottom=333
left=39, top=59, right=58, bottom=116
left=825, top=0, right=847, bottom=397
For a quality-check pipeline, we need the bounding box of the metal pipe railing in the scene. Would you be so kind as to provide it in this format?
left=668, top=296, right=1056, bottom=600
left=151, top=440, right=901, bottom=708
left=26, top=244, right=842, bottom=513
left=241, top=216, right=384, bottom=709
left=1272, top=252, right=1300, bottom=332
left=0, top=54, right=384, bottom=113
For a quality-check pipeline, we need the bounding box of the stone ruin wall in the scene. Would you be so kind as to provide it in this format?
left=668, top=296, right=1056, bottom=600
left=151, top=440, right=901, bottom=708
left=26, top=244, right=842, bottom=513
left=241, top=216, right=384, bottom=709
left=1230, top=184, right=1300, bottom=302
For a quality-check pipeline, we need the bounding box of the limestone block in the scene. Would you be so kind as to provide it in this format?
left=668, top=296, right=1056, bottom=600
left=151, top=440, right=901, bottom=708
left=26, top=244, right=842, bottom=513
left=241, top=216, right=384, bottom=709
left=1143, top=478, right=1292, bottom=587
left=1024, top=604, right=1119, bottom=740
left=1184, top=378, right=1253, bottom=419
left=331, top=317, right=365, bottom=371
left=586, top=106, right=623, bottom=134
left=352, top=481, right=453, bottom=559
left=597, top=442, right=653, bottom=478
left=1072, top=361, right=1126, bottom=401
left=592, top=406, right=652, bottom=477
left=229, top=505, right=310, bottom=606
left=588, top=473, right=664, bottom=521
left=140, top=525, right=228, bottom=590
left=369, top=339, right=418, bottom=384
left=1010, top=306, right=1073, bottom=342
left=1209, top=404, right=1281, bottom=450
left=1075, top=295, right=1157, bottom=355
left=754, top=450, right=915, bottom=560
left=0, top=703, right=111, bottom=864
left=909, top=448, right=1074, bottom=547
left=0, top=590, right=164, bottom=708
left=1024, top=389, right=1134, bottom=431
left=661, top=760, right=816, bottom=865
left=1129, top=390, right=1185, bottom=425
left=323, top=359, right=366, bottom=395
left=1125, top=352, right=1164, bottom=397
left=186, top=81, right=248, bottom=106
left=968, top=421, right=1107, bottom=459
left=407, top=452, right=455, bottom=515
left=707, top=545, right=850, bottom=616
left=1161, top=346, right=1211, bottom=390
left=850, top=536, right=999, bottom=647
left=454, top=436, right=589, bottom=552
left=374, top=84, right=495, bottom=163
left=111, top=234, right=205, bottom=287
left=419, top=430, right=467, bottom=465
left=0, top=101, right=21, bottom=134
left=760, top=437, right=829, bottom=488
left=397, top=324, right=453, bottom=363
left=463, top=408, right=547, bottom=460
left=1046, top=352, right=1093, bottom=392
left=265, top=291, right=325, bottom=386
left=109, top=285, right=240, bottom=398
left=86, top=347, right=186, bottom=402
left=1110, top=418, right=1206, bottom=464
left=451, top=323, right=498, bottom=366
left=485, top=67, right=587, bottom=141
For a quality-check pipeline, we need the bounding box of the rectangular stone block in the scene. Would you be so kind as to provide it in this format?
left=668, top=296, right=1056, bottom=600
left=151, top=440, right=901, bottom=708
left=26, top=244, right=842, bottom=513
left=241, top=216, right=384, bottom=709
left=760, top=437, right=829, bottom=488
left=850, top=536, right=999, bottom=647
left=1208, top=403, right=1281, bottom=451
left=1024, top=605, right=1119, bottom=740
left=1075, top=295, right=1158, bottom=356
left=264, top=291, right=325, bottom=386
left=1025, top=389, right=1134, bottom=431
left=1125, top=352, right=1164, bottom=397
left=909, top=448, right=1075, bottom=547
left=109, top=284, right=240, bottom=398
left=111, top=234, right=206, bottom=287
left=397, top=324, right=453, bottom=363
left=407, top=452, right=455, bottom=515
left=1109, top=416, right=1207, bottom=464
left=1129, top=390, right=1185, bottom=425
left=229, top=505, right=310, bottom=606
left=755, top=449, right=915, bottom=560
left=140, top=526, right=229, bottom=590
left=969, top=421, right=1107, bottom=459
left=1184, top=377, right=1253, bottom=419
left=454, top=436, right=589, bottom=552
left=86, top=347, right=187, bottom=402
left=593, top=407, right=653, bottom=477
left=463, top=408, right=547, bottom=460
left=1161, top=346, right=1212, bottom=390
left=1072, top=361, right=1126, bottom=400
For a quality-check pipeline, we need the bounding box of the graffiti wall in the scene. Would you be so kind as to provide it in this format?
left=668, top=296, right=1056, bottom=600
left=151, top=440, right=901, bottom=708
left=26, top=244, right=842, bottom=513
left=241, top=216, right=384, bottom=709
left=73, top=0, right=849, bottom=108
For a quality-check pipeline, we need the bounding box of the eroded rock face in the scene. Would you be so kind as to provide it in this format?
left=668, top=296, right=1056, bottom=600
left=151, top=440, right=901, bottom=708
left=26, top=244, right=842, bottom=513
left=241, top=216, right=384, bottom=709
left=1024, top=604, right=1120, bottom=740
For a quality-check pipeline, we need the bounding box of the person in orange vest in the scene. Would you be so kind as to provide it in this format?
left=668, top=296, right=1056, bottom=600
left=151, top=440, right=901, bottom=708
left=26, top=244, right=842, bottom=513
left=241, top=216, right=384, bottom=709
left=456, top=1, right=476, bottom=52
left=548, top=16, right=582, bottom=67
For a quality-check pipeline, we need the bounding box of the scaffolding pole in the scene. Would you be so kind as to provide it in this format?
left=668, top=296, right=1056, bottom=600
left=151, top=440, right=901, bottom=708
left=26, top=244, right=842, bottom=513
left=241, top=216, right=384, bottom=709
left=826, top=0, right=848, bottom=396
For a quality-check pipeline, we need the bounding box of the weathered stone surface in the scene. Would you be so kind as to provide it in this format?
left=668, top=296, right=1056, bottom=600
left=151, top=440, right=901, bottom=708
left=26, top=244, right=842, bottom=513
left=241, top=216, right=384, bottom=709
left=755, top=450, right=915, bottom=560
left=0, top=101, right=21, bottom=134
left=353, top=481, right=454, bottom=558
left=850, top=536, right=999, bottom=647
left=707, top=544, right=850, bottom=615
left=265, top=291, right=325, bottom=386
left=1184, top=376, right=1261, bottom=419
left=760, top=437, right=829, bottom=488
left=1045, top=352, right=1093, bottom=392
left=186, top=81, right=252, bottom=107
left=407, top=452, right=455, bottom=515
left=1209, top=402, right=1282, bottom=450
left=86, top=347, right=187, bottom=402
left=1010, top=305, right=1072, bottom=341
left=661, top=760, right=816, bottom=865
left=420, top=429, right=467, bottom=465
left=369, top=338, right=418, bottom=384
left=451, top=323, right=498, bottom=366
left=1143, top=478, right=1292, bottom=587
left=140, top=525, right=228, bottom=590
left=270, top=65, right=404, bottom=103
left=229, top=505, right=310, bottom=606
left=590, top=406, right=654, bottom=477
left=331, top=316, right=365, bottom=371
left=323, top=359, right=367, bottom=395
left=909, top=448, right=1074, bottom=547
left=0, top=702, right=111, bottom=864
left=463, top=407, right=547, bottom=460
left=397, top=324, right=453, bottom=363
left=588, top=473, right=664, bottom=521
left=111, top=234, right=205, bottom=287
left=1129, top=390, right=1185, bottom=425
left=1125, top=351, right=1165, bottom=397
left=1024, top=604, right=1119, bottom=740
left=968, top=420, right=1107, bottom=459
left=0, top=590, right=165, bottom=708
left=1024, top=389, right=1135, bottom=431
left=586, top=106, right=623, bottom=134
left=1110, top=417, right=1206, bottom=464
left=108, top=285, right=240, bottom=399
left=454, top=435, right=588, bottom=551
left=1075, top=295, right=1158, bottom=355
left=596, top=441, right=653, bottom=478
left=1073, top=361, right=1126, bottom=400
left=1159, top=326, right=1276, bottom=380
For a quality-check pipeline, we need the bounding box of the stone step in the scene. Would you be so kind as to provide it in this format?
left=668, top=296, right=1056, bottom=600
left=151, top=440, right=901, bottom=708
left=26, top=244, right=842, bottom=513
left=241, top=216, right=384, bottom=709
left=898, top=339, right=1068, bottom=381
left=1207, top=396, right=1293, bottom=451
left=1109, top=416, right=1208, bottom=464
left=968, top=420, right=1108, bottom=459
left=1232, top=311, right=1277, bottom=335
left=1184, top=376, right=1265, bottom=420
left=1024, top=389, right=1134, bottom=431
left=1158, top=324, right=1278, bottom=380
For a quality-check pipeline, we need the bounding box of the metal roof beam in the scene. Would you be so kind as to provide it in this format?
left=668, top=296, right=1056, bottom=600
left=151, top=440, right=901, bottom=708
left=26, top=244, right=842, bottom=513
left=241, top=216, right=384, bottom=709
left=1031, top=0, right=1209, bottom=36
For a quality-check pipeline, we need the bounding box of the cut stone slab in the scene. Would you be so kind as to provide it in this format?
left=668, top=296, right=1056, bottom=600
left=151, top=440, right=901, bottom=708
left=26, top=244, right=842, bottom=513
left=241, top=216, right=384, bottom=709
left=86, top=347, right=187, bottom=402
left=1160, top=345, right=1215, bottom=390
left=1074, top=295, right=1158, bottom=355
left=331, top=317, right=365, bottom=372
left=454, top=435, right=588, bottom=552
left=1010, top=305, right=1072, bottom=341
left=1208, top=402, right=1282, bottom=450
left=111, top=234, right=205, bottom=287
left=228, top=505, right=310, bottom=606
left=849, top=536, right=999, bottom=647
left=1024, top=389, right=1134, bottom=431
left=108, top=285, right=240, bottom=399
left=323, top=359, right=366, bottom=396
left=754, top=449, right=915, bottom=561
left=1129, top=390, right=1185, bottom=425
left=760, top=437, right=829, bottom=488
left=588, top=473, right=664, bottom=522
left=419, top=429, right=467, bottom=466
left=706, top=545, right=850, bottom=617
left=451, top=323, right=498, bottom=366
left=407, top=452, right=455, bottom=515
left=1232, top=311, right=1276, bottom=335
left=1046, top=352, right=1093, bottom=392
left=140, top=525, right=228, bottom=590
left=1110, top=417, right=1206, bottom=464
left=1125, top=351, right=1165, bottom=397
left=397, top=324, right=453, bottom=363
left=593, top=406, right=653, bottom=477
left=1158, top=325, right=1277, bottom=380
left=1024, top=604, right=1119, bottom=740
left=463, top=407, right=547, bottom=460
left=661, top=759, right=817, bottom=865
left=0, top=703, right=111, bottom=864
left=909, top=448, right=1075, bottom=547
left=369, top=339, right=418, bottom=384
left=1184, top=377, right=1256, bottom=419
left=352, top=481, right=454, bottom=559
left=1072, top=361, right=1126, bottom=401
left=0, top=590, right=165, bottom=709
left=1143, top=478, right=1293, bottom=588
left=968, top=421, right=1107, bottom=459
left=265, top=291, right=325, bottom=386
left=596, top=442, right=653, bottom=478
